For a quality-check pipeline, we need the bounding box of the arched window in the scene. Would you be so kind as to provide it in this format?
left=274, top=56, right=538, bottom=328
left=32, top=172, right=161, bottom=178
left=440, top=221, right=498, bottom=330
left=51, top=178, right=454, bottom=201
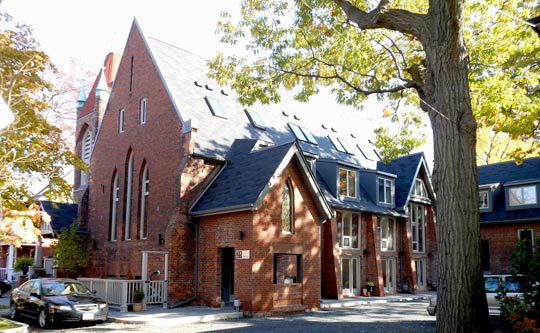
left=110, top=171, right=119, bottom=242
left=139, top=162, right=149, bottom=239
left=282, top=180, right=293, bottom=233
left=124, top=151, right=134, bottom=240
left=81, top=129, right=93, bottom=185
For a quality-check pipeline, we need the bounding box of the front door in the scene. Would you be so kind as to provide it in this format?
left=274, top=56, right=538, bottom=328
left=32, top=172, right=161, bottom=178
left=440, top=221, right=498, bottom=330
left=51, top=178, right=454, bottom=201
left=341, top=256, right=360, bottom=295
left=221, top=248, right=235, bottom=305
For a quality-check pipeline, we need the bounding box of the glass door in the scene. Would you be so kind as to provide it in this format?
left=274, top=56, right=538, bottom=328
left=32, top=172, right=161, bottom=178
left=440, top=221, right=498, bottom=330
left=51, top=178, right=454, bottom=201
left=381, top=257, right=396, bottom=292
left=341, top=256, right=360, bottom=295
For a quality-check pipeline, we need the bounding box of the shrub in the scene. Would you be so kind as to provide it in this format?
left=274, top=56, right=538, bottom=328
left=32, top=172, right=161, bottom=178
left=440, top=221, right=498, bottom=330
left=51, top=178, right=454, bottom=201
left=14, top=256, right=33, bottom=275
left=133, top=289, right=145, bottom=303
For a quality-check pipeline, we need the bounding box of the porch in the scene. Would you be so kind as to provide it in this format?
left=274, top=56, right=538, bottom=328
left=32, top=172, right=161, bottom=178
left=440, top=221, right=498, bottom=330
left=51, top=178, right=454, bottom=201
left=78, top=278, right=168, bottom=312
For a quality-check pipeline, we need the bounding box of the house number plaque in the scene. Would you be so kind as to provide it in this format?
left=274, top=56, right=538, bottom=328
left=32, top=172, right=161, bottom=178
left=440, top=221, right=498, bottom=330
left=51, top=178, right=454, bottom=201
left=235, top=250, right=250, bottom=259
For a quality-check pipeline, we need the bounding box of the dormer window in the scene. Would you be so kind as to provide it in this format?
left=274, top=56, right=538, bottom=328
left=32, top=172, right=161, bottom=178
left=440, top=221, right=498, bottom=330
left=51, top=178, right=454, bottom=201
left=413, top=179, right=428, bottom=198
left=339, top=168, right=356, bottom=198
left=479, top=190, right=489, bottom=209
left=508, top=185, right=537, bottom=207
left=378, top=177, right=394, bottom=205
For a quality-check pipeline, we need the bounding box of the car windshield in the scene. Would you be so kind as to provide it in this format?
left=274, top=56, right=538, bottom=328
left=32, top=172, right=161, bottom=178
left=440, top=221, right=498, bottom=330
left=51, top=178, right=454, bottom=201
left=41, top=281, right=93, bottom=296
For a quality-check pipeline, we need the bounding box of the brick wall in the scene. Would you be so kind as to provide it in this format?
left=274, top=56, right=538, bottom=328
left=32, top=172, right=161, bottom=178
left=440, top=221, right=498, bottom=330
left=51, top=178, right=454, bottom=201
left=197, top=162, right=322, bottom=314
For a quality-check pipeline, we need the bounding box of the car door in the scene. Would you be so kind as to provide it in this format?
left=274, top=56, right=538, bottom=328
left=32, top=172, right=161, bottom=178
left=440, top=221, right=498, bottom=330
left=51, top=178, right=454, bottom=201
left=484, top=275, right=501, bottom=316
left=22, top=280, right=41, bottom=317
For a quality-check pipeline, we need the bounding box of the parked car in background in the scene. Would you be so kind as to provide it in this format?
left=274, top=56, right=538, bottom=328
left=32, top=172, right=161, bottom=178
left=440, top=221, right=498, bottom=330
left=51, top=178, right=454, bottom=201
left=9, top=278, right=108, bottom=328
left=0, top=279, right=12, bottom=296
left=426, top=274, right=524, bottom=316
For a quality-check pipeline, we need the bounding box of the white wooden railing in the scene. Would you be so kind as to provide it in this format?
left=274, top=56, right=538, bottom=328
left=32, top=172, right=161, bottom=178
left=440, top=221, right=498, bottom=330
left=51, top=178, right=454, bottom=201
left=0, top=268, right=22, bottom=282
left=78, top=278, right=167, bottom=312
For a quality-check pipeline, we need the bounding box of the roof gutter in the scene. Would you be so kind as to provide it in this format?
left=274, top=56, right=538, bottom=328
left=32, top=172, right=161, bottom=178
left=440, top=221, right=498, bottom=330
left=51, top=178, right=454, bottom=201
left=190, top=203, right=255, bottom=218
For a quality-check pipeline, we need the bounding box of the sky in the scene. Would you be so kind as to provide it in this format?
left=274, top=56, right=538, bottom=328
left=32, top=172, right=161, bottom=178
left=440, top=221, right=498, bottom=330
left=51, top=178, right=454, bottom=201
left=0, top=0, right=433, bottom=166
left=1, top=0, right=241, bottom=71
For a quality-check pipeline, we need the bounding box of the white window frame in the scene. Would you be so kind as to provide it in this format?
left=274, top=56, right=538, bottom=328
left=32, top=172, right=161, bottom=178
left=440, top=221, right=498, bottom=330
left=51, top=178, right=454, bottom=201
left=381, top=257, right=396, bottom=292
left=81, top=129, right=93, bottom=185
left=110, top=172, right=119, bottom=242
left=124, top=152, right=134, bottom=240
left=508, top=185, right=537, bottom=207
left=119, top=109, right=125, bottom=133
left=339, top=168, right=357, bottom=198
left=412, top=178, right=428, bottom=198
left=341, top=256, right=360, bottom=295
left=479, top=190, right=489, bottom=209
left=378, top=177, right=394, bottom=205
left=139, top=98, right=147, bottom=124
left=139, top=164, right=149, bottom=239
left=380, top=217, right=395, bottom=251
left=415, top=259, right=427, bottom=290
left=410, top=203, right=425, bottom=253
left=337, top=211, right=360, bottom=249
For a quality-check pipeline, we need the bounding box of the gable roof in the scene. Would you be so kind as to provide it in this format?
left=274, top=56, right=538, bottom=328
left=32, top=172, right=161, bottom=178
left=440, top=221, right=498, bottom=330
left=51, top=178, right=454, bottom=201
left=134, top=19, right=378, bottom=169
left=377, top=152, right=434, bottom=211
left=39, top=201, right=78, bottom=232
left=190, top=139, right=332, bottom=219
left=478, top=157, right=540, bottom=224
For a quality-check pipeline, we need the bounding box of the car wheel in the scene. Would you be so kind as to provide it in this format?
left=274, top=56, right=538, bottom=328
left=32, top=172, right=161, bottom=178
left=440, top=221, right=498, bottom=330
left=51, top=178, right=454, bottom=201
left=38, top=308, right=50, bottom=328
left=9, top=303, right=18, bottom=320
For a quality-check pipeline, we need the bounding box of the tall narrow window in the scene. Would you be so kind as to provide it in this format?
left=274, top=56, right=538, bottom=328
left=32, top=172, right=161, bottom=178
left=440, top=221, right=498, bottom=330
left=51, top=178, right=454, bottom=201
left=119, top=109, right=125, bottom=133
left=139, top=163, right=149, bottom=239
left=129, top=56, right=134, bottom=92
left=410, top=204, right=425, bottom=253
left=81, top=129, right=93, bottom=185
left=337, top=211, right=360, bottom=248
left=124, top=151, right=134, bottom=240
left=479, top=190, right=489, bottom=209
left=378, top=177, right=394, bottom=205
left=339, top=168, right=356, bottom=198
left=139, top=98, right=147, bottom=124
left=379, top=217, right=395, bottom=251
left=282, top=181, right=293, bottom=233
left=110, top=171, right=119, bottom=242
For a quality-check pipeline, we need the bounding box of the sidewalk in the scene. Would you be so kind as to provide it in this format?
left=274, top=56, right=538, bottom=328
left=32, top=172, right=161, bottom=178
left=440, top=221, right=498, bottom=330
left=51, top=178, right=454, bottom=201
left=108, top=292, right=435, bottom=326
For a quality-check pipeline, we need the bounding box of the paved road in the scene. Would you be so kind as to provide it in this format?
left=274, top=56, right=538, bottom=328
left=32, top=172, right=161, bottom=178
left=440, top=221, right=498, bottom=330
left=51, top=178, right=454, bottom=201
left=16, top=300, right=436, bottom=333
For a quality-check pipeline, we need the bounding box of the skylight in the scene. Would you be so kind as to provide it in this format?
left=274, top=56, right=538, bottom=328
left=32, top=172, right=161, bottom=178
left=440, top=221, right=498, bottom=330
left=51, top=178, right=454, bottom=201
left=245, top=109, right=266, bottom=130
left=288, top=123, right=318, bottom=145
left=329, top=136, right=351, bottom=154
left=204, top=97, right=226, bottom=118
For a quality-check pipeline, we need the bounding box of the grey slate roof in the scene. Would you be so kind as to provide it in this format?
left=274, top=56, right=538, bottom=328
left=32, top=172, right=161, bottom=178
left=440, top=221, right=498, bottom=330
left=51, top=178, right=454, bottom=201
left=39, top=201, right=78, bottom=232
left=191, top=139, right=332, bottom=219
left=478, top=157, right=540, bottom=224
left=143, top=21, right=377, bottom=168
left=377, top=152, right=433, bottom=211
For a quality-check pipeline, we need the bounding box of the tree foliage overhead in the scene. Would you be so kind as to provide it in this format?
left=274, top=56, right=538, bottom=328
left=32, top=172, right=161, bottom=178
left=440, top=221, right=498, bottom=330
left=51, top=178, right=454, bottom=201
left=209, top=0, right=540, bottom=163
left=0, top=13, right=85, bottom=209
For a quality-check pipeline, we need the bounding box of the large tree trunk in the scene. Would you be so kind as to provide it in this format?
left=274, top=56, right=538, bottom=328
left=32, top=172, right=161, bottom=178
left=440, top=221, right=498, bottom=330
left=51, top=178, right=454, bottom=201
left=422, top=1, right=490, bottom=332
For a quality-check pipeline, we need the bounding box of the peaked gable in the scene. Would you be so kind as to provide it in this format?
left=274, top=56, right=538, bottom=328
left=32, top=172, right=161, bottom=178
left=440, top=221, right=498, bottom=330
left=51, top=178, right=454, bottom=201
left=377, top=152, right=434, bottom=211
left=190, top=140, right=332, bottom=219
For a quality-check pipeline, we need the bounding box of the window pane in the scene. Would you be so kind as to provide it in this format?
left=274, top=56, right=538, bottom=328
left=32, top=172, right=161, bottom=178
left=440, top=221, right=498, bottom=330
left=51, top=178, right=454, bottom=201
left=342, top=258, right=350, bottom=289
left=282, top=182, right=292, bottom=233
left=348, top=171, right=356, bottom=197
left=275, top=254, right=300, bottom=284
left=339, top=169, right=347, bottom=196
left=352, top=214, right=359, bottom=248
left=378, top=179, right=385, bottom=202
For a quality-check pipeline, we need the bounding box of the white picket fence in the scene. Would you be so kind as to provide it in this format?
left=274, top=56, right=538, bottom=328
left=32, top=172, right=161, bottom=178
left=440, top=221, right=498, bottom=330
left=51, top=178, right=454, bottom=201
left=78, top=278, right=167, bottom=312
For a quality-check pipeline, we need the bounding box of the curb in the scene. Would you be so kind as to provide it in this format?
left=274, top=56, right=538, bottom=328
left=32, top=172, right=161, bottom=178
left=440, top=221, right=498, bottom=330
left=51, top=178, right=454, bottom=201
left=108, top=311, right=244, bottom=326
left=320, top=295, right=431, bottom=309
left=0, top=318, right=29, bottom=333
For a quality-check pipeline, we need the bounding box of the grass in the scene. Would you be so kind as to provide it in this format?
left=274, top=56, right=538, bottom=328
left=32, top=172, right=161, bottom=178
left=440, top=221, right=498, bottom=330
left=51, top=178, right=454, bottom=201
left=0, top=319, right=19, bottom=330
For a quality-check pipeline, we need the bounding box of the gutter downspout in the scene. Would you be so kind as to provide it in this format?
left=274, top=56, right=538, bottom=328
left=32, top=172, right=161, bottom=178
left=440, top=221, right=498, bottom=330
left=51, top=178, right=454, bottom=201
left=170, top=223, right=199, bottom=308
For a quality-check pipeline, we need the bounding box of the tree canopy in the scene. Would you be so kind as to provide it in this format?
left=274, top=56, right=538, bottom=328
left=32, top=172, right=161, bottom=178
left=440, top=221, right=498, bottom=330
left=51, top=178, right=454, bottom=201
left=209, top=0, right=540, bottom=163
left=208, top=1, right=539, bottom=332
left=0, top=13, right=85, bottom=209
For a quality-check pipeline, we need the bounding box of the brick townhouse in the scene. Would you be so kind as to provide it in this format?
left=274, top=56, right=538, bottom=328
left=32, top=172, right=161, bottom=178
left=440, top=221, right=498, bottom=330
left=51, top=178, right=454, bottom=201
left=477, top=157, right=540, bottom=274
left=73, top=19, right=437, bottom=314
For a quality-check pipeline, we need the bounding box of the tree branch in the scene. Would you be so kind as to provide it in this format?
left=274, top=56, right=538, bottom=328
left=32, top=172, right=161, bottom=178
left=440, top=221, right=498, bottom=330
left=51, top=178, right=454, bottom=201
left=332, top=0, right=428, bottom=41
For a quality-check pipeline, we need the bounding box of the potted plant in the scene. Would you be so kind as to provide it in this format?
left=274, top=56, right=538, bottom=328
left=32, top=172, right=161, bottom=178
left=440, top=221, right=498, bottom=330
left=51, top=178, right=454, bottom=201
left=132, top=289, right=145, bottom=312
left=366, top=281, right=374, bottom=295
left=14, top=256, right=33, bottom=276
